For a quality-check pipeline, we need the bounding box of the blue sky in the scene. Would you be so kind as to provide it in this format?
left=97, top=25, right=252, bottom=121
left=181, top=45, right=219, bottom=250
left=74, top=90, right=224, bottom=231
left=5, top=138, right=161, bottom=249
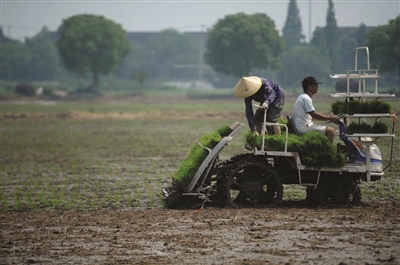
left=2, top=0, right=399, bottom=42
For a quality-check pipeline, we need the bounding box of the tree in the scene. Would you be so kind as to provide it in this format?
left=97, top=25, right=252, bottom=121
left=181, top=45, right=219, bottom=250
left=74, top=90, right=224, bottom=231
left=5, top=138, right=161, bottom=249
left=355, top=23, right=368, bottom=69
left=278, top=46, right=331, bottom=88
left=147, top=29, right=199, bottom=80
left=311, top=26, right=328, bottom=57
left=56, top=14, right=131, bottom=92
left=282, top=0, right=305, bottom=50
left=337, top=30, right=357, bottom=71
left=117, top=41, right=148, bottom=79
left=205, top=13, right=283, bottom=78
left=1, top=41, right=31, bottom=80
left=335, top=23, right=370, bottom=72
left=367, top=15, right=400, bottom=93
left=356, top=23, right=368, bottom=47
left=324, top=0, right=340, bottom=73
left=25, top=26, right=61, bottom=81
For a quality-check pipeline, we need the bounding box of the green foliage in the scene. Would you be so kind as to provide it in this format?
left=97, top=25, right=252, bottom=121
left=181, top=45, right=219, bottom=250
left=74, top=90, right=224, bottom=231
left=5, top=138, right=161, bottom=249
left=367, top=15, right=400, bottom=94
left=245, top=132, right=263, bottom=150
left=0, top=41, right=32, bottom=80
left=330, top=101, right=341, bottom=114
left=372, top=121, right=390, bottom=133
left=148, top=29, right=199, bottom=80
left=324, top=0, right=340, bottom=72
left=331, top=100, right=391, bottom=114
left=337, top=29, right=357, bottom=71
left=246, top=131, right=346, bottom=168
left=367, top=15, right=400, bottom=76
left=56, top=14, right=131, bottom=91
left=117, top=41, right=147, bottom=79
left=205, top=12, right=283, bottom=77
left=346, top=121, right=388, bottom=134
left=299, top=132, right=346, bottom=168
left=282, top=0, right=305, bottom=50
left=25, top=26, right=61, bottom=81
left=172, top=125, right=233, bottom=187
left=336, top=23, right=370, bottom=73
left=216, top=125, right=234, bottom=137
left=278, top=46, right=331, bottom=87
left=311, top=27, right=328, bottom=58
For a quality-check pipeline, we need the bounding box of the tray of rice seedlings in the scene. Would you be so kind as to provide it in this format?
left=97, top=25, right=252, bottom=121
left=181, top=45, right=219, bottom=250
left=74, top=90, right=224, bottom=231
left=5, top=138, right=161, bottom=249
left=172, top=125, right=233, bottom=188
left=331, top=100, right=391, bottom=115
left=246, top=131, right=346, bottom=168
left=346, top=121, right=388, bottom=134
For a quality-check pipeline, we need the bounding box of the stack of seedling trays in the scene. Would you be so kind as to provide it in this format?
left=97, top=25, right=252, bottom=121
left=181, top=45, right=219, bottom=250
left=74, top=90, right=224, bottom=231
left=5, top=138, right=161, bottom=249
left=329, top=53, right=396, bottom=181
left=331, top=100, right=394, bottom=136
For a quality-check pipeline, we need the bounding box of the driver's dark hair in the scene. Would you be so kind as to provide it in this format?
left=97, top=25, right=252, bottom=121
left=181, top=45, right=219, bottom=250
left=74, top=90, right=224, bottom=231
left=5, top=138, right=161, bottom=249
left=302, top=83, right=309, bottom=92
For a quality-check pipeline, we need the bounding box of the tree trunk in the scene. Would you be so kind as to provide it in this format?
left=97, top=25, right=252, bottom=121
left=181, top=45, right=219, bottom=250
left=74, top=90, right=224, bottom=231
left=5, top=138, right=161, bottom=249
left=90, top=72, right=100, bottom=93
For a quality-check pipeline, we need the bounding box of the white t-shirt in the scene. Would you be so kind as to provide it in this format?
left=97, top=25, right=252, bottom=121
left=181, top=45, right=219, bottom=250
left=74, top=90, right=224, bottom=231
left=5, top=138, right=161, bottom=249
left=292, top=93, right=315, bottom=133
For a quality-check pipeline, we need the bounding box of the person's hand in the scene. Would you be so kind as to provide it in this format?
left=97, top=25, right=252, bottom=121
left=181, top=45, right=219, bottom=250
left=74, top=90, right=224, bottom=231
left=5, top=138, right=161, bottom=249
left=262, top=103, right=268, bottom=109
left=253, top=130, right=259, bottom=136
left=329, top=115, right=339, bottom=124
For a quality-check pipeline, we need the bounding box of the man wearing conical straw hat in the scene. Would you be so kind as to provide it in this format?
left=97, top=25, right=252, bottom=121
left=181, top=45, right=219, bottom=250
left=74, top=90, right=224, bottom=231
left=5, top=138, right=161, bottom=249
left=234, top=76, right=285, bottom=135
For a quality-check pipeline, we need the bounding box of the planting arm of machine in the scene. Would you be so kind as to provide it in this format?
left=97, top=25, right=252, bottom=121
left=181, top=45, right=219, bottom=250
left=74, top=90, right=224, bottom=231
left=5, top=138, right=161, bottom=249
left=163, top=121, right=244, bottom=209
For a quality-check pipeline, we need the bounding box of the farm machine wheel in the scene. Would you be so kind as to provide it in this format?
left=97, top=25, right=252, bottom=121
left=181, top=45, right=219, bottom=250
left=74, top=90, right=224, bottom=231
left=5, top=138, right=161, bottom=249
left=313, top=178, right=361, bottom=207
left=215, top=154, right=282, bottom=208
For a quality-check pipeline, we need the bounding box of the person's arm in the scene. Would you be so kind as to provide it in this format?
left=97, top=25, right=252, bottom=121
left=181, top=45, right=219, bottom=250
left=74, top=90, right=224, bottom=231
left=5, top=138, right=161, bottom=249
left=263, top=82, right=276, bottom=107
left=245, top=98, right=256, bottom=132
left=309, top=111, right=339, bottom=123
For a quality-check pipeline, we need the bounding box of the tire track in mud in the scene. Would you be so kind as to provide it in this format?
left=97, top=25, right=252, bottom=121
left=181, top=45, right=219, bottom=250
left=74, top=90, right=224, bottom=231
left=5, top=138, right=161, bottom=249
left=1, top=201, right=399, bottom=264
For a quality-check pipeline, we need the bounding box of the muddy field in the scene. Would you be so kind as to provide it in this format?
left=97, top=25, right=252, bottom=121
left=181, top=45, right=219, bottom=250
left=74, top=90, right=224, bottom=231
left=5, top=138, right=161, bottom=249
left=1, top=201, right=399, bottom=264
left=1, top=95, right=399, bottom=264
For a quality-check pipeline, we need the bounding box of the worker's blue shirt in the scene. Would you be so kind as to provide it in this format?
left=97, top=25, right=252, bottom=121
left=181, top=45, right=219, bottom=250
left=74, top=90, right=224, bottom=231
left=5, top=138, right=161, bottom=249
left=244, top=78, right=285, bottom=131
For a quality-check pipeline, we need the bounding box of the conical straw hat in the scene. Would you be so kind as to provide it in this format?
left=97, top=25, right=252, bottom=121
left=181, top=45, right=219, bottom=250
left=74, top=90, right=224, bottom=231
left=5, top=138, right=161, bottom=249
left=233, top=76, right=262, bottom=98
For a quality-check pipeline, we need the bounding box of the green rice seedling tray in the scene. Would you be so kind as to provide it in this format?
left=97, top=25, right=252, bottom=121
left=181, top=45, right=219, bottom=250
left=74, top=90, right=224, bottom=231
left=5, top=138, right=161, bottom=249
left=172, top=125, right=233, bottom=188
left=246, top=131, right=346, bottom=168
left=331, top=100, right=391, bottom=115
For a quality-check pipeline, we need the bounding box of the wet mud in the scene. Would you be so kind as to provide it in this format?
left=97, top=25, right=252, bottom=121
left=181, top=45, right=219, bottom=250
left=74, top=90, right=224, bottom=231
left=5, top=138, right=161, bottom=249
left=1, top=201, right=400, bottom=264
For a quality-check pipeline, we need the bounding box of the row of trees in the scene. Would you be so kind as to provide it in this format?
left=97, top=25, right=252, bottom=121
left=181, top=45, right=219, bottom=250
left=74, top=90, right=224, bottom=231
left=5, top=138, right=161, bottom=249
left=1, top=27, right=61, bottom=81
left=279, top=0, right=398, bottom=89
left=1, top=0, right=399, bottom=93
